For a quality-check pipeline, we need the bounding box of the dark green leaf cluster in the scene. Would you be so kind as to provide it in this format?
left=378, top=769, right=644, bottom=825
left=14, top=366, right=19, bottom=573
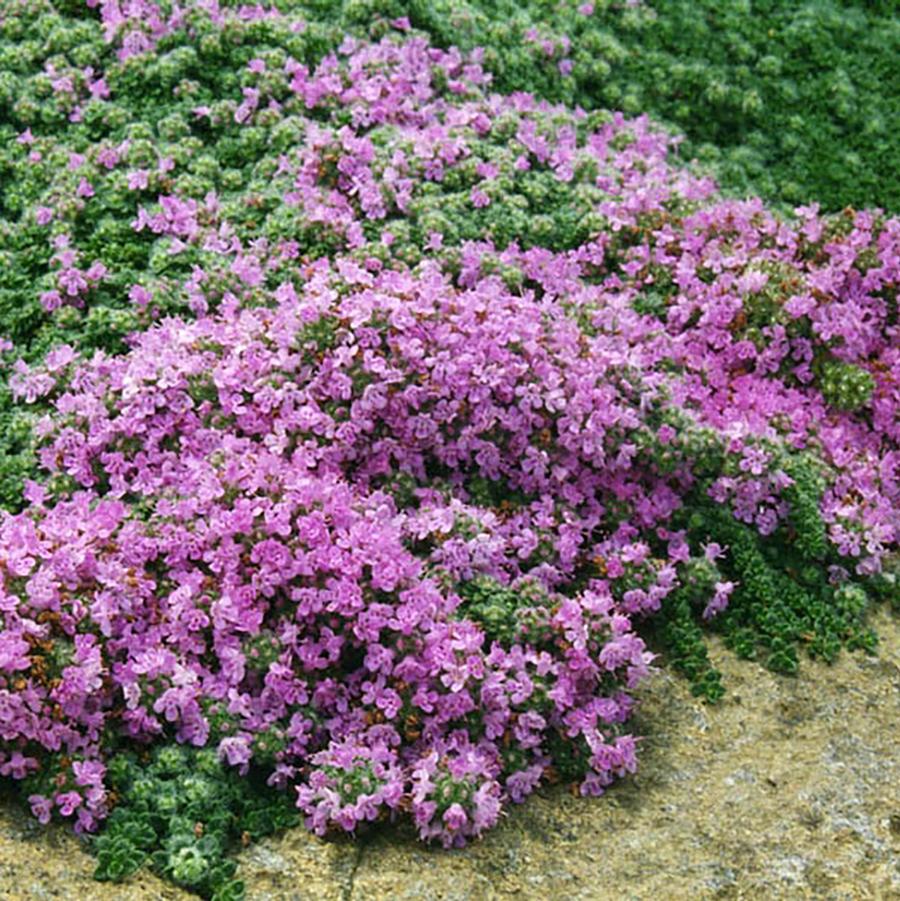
left=455, top=574, right=553, bottom=646
left=681, top=489, right=876, bottom=691
left=816, top=358, right=876, bottom=412
left=652, top=582, right=725, bottom=702
left=634, top=430, right=880, bottom=701
left=92, top=745, right=298, bottom=900
left=633, top=404, right=724, bottom=479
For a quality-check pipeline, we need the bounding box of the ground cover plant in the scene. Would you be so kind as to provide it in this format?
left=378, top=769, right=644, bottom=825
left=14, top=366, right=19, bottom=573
left=389, top=0, right=900, bottom=212
left=0, top=2, right=898, bottom=899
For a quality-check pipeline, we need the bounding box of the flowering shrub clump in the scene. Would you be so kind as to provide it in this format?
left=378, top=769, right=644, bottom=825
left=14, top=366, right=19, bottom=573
left=2, top=274, right=662, bottom=842
left=3, top=233, right=897, bottom=853
left=0, top=1, right=898, bottom=897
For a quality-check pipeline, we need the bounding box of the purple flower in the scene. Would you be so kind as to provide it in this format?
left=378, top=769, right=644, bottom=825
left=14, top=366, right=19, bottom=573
left=28, top=795, right=53, bottom=825
left=0, top=752, right=38, bottom=779
left=703, top=581, right=736, bottom=620
left=128, top=284, right=153, bottom=306
left=470, top=187, right=490, bottom=208
left=218, top=736, right=253, bottom=774
left=442, top=803, right=468, bottom=832
left=55, top=791, right=82, bottom=817
left=127, top=170, right=149, bottom=190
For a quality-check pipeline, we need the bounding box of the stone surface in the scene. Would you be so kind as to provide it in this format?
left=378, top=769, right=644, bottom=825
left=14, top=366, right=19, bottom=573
left=1, top=608, right=898, bottom=900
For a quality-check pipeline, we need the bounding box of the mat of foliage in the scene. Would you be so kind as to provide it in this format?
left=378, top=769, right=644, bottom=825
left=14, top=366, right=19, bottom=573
left=0, top=3, right=897, bottom=901
left=393, top=0, right=900, bottom=213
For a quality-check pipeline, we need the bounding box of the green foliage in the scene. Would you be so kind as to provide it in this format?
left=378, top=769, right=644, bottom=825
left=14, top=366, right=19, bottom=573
left=0, top=387, right=38, bottom=511
left=640, top=438, right=884, bottom=702
left=541, top=729, right=593, bottom=785
left=407, top=164, right=606, bottom=253
left=92, top=745, right=298, bottom=900
left=868, top=556, right=900, bottom=611
left=781, top=455, right=830, bottom=561
left=684, top=494, right=876, bottom=685
left=345, top=0, right=899, bottom=212
left=816, top=358, right=876, bottom=412
left=653, top=581, right=725, bottom=702
left=455, top=574, right=553, bottom=645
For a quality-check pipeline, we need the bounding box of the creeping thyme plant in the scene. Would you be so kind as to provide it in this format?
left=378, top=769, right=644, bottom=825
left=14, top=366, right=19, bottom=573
left=0, top=1, right=898, bottom=897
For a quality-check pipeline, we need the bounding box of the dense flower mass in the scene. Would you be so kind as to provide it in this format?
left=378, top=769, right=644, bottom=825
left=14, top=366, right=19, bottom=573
left=0, top=1, right=898, bottom=898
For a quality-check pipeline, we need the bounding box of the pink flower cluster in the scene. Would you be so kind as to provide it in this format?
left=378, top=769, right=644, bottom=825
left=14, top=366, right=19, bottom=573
left=39, top=236, right=108, bottom=312
left=3, top=260, right=666, bottom=841
left=1, top=7, right=898, bottom=850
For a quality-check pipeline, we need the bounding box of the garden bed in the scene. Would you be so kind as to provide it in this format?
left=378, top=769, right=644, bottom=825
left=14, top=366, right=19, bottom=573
left=0, top=3, right=897, bottom=899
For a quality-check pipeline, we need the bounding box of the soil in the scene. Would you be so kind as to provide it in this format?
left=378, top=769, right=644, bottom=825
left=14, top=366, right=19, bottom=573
left=1, top=608, right=898, bottom=901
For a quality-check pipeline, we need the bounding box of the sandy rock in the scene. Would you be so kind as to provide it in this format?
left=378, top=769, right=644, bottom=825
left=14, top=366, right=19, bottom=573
left=0, top=791, right=184, bottom=900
